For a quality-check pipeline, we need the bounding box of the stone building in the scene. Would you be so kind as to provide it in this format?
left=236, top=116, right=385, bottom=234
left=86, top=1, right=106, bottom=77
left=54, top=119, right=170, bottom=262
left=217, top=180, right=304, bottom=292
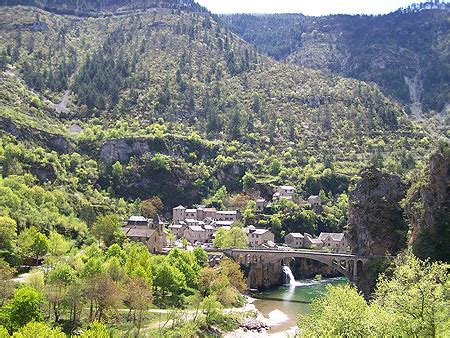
left=244, top=226, right=275, bottom=247
left=285, top=233, right=304, bottom=248
left=122, top=216, right=167, bottom=253
left=319, top=232, right=347, bottom=253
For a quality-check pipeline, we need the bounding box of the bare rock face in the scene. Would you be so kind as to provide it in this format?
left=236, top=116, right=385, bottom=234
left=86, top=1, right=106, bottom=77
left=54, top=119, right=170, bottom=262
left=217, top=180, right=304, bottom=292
left=248, top=261, right=283, bottom=290
left=405, top=150, right=449, bottom=261
left=347, top=168, right=408, bottom=256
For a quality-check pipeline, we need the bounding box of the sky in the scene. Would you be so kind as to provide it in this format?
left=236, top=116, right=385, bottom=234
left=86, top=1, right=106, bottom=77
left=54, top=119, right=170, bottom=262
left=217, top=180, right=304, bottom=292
left=195, top=0, right=439, bottom=15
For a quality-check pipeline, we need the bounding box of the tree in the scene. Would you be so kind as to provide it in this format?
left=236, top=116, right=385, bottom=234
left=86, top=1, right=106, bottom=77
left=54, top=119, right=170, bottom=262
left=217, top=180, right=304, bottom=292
left=299, top=284, right=369, bottom=336
left=12, top=321, right=65, bottom=338
left=242, top=171, right=256, bottom=191
left=227, top=108, right=241, bottom=140
left=0, top=259, right=15, bottom=306
left=85, top=274, right=123, bottom=321
left=125, top=276, right=153, bottom=335
left=48, top=231, right=71, bottom=257
left=17, top=228, right=48, bottom=265
left=213, top=226, right=247, bottom=249
left=47, top=263, right=76, bottom=322
left=374, top=252, right=449, bottom=336
left=193, top=247, right=208, bottom=267
left=80, top=321, right=109, bottom=338
left=140, top=196, right=163, bottom=219
left=91, top=214, right=123, bottom=247
left=200, top=295, right=223, bottom=326
left=0, top=216, right=16, bottom=260
left=219, top=259, right=246, bottom=293
left=153, top=261, right=188, bottom=307
left=9, top=286, right=43, bottom=330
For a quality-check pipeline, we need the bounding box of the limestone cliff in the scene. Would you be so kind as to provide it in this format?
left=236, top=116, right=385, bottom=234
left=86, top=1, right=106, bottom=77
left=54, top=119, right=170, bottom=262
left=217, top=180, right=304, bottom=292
left=347, top=168, right=408, bottom=256
left=405, top=149, right=449, bottom=261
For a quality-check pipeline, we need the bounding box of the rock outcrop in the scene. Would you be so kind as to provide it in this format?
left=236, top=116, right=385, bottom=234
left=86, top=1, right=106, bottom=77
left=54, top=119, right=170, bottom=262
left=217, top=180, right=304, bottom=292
left=247, top=260, right=283, bottom=290
left=347, top=168, right=408, bottom=256
left=405, top=149, right=449, bottom=261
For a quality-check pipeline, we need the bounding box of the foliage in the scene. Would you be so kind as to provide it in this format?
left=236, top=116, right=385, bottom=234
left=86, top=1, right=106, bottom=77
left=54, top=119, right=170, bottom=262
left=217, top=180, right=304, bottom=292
left=299, top=252, right=449, bottom=337
left=213, top=225, right=247, bottom=249
left=7, top=286, right=43, bottom=331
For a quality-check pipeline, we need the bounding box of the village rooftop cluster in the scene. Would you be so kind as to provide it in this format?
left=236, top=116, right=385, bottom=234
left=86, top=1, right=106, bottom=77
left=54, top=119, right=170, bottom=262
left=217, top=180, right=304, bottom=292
left=120, top=185, right=348, bottom=253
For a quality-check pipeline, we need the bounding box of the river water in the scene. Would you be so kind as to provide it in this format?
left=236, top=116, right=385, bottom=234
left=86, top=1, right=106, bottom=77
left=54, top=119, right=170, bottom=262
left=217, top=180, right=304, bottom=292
left=252, top=276, right=348, bottom=333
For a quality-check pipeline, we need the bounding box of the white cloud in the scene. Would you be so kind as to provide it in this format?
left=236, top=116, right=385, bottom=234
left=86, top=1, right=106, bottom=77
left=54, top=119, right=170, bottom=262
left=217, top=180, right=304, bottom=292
left=196, top=0, right=425, bottom=15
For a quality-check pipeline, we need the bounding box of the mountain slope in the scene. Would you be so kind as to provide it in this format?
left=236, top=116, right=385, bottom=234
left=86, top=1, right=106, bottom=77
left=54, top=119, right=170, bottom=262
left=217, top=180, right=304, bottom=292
left=222, top=6, right=450, bottom=113
left=0, top=2, right=434, bottom=207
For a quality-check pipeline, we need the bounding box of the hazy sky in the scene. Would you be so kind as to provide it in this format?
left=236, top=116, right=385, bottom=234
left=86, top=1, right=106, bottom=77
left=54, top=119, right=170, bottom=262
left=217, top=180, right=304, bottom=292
left=195, top=0, right=432, bottom=15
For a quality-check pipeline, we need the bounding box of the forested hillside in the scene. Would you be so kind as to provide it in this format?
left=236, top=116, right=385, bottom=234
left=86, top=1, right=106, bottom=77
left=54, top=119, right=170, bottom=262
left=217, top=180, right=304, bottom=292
left=1, top=3, right=434, bottom=208
left=223, top=5, right=450, bottom=113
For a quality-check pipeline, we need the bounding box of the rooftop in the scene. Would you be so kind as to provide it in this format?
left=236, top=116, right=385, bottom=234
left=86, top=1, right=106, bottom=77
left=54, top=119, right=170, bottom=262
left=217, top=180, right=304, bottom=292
left=319, top=232, right=345, bottom=241
left=186, top=209, right=197, bottom=213
left=288, top=233, right=304, bottom=238
left=122, top=227, right=155, bottom=238
left=279, top=185, right=295, bottom=190
left=216, top=210, right=237, bottom=215
left=188, top=225, right=205, bottom=232
left=128, top=216, right=148, bottom=222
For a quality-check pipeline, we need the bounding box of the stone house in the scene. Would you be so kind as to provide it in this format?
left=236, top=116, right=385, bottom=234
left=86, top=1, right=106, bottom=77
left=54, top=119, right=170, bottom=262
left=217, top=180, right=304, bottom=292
left=168, top=223, right=186, bottom=239
left=318, top=232, right=347, bottom=252
left=197, top=206, right=217, bottom=220
left=127, top=216, right=150, bottom=228
left=285, top=233, right=304, bottom=248
left=184, top=225, right=208, bottom=244
left=244, top=226, right=275, bottom=247
left=303, top=233, right=324, bottom=249
left=185, top=208, right=198, bottom=219
left=273, top=185, right=295, bottom=202
left=255, top=198, right=267, bottom=212
left=216, top=210, right=239, bottom=222
left=172, top=205, right=186, bottom=223
left=122, top=217, right=167, bottom=253
left=308, top=195, right=321, bottom=206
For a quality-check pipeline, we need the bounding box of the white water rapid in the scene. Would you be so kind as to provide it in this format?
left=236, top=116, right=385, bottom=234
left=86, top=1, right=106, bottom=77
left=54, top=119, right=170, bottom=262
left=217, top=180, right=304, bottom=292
left=282, top=265, right=296, bottom=286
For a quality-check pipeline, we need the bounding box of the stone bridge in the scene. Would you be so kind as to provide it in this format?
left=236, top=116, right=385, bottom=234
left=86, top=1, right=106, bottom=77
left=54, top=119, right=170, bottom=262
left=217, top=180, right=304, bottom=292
left=216, top=248, right=373, bottom=289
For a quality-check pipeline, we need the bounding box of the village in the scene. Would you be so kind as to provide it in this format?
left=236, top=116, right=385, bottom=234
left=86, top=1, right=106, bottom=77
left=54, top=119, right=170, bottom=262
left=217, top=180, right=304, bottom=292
left=120, top=185, right=349, bottom=254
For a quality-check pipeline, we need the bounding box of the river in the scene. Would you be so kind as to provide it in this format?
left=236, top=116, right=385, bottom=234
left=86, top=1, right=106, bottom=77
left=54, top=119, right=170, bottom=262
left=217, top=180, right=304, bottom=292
left=251, top=275, right=348, bottom=334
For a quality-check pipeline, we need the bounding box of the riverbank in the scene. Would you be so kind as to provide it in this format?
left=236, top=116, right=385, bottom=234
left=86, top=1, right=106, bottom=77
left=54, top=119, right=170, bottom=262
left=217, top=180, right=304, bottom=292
left=224, top=296, right=299, bottom=337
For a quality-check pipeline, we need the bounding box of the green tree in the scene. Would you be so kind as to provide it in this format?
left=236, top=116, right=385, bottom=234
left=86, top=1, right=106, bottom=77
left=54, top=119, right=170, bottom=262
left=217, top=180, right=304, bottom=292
left=213, top=226, right=247, bottom=249
left=91, top=214, right=123, bottom=247
left=17, top=228, right=48, bottom=265
left=9, top=286, right=43, bottom=330
left=299, top=284, right=369, bottom=336
left=374, top=253, right=449, bottom=336
left=47, top=263, right=76, bottom=322
left=242, top=171, right=256, bottom=191
left=193, top=247, right=208, bottom=267
left=0, top=216, right=16, bottom=260
left=12, top=321, right=65, bottom=338
left=80, top=321, right=109, bottom=338
left=153, top=261, right=188, bottom=307
left=0, top=260, right=15, bottom=306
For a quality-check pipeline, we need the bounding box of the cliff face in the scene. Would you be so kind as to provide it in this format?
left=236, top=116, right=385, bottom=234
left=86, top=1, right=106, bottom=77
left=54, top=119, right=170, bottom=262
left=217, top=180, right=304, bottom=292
left=347, top=168, right=408, bottom=256
left=405, top=150, right=449, bottom=261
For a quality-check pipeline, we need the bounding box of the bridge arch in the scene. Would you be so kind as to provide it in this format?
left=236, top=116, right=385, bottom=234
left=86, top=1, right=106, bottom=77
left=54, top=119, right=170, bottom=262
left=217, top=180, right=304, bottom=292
left=225, top=249, right=370, bottom=282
